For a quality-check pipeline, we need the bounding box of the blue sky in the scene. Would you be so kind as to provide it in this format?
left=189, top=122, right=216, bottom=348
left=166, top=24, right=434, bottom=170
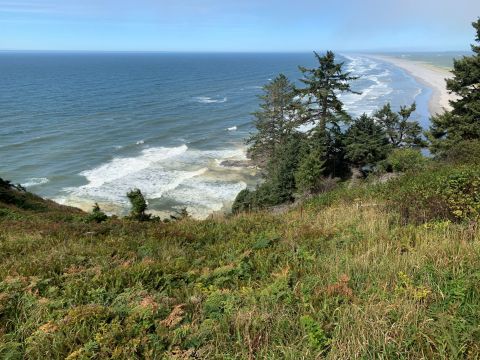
left=1, top=0, right=479, bottom=51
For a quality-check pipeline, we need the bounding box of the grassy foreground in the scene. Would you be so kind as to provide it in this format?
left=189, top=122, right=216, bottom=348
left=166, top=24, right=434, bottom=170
left=1, top=170, right=479, bottom=359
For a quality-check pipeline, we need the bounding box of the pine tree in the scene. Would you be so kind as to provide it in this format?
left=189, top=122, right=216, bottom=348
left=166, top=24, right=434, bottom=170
left=247, top=74, right=301, bottom=167
left=428, top=18, right=480, bottom=153
left=373, top=103, right=425, bottom=148
left=297, top=51, right=358, bottom=133
left=344, top=114, right=390, bottom=167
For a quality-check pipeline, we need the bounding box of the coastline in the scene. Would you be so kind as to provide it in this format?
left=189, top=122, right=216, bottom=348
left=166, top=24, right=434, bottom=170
left=366, top=54, right=455, bottom=115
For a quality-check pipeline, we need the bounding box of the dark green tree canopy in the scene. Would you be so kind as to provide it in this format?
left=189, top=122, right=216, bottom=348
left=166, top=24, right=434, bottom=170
left=297, top=51, right=358, bottom=132
left=247, top=74, right=301, bottom=167
left=373, top=102, right=425, bottom=148
left=344, top=113, right=390, bottom=167
left=429, top=18, right=480, bottom=153
left=295, top=130, right=327, bottom=193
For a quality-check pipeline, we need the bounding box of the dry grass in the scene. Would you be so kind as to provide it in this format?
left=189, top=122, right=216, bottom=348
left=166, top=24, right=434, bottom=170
left=0, top=182, right=479, bottom=359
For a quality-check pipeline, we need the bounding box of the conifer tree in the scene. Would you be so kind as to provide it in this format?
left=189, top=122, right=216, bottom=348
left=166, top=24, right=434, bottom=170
left=344, top=114, right=390, bottom=167
left=297, top=51, right=358, bottom=133
left=429, top=18, right=480, bottom=153
left=247, top=74, right=301, bottom=167
left=295, top=131, right=327, bottom=193
left=294, top=51, right=358, bottom=186
left=373, top=103, right=425, bottom=148
left=127, top=189, right=151, bottom=221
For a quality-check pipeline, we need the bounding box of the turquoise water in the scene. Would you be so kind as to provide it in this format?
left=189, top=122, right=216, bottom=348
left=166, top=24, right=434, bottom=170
left=0, top=52, right=431, bottom=218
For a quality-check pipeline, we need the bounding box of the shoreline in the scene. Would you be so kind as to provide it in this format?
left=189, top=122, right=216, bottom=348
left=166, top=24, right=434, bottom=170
left=366, top=54, right=455, bottom=115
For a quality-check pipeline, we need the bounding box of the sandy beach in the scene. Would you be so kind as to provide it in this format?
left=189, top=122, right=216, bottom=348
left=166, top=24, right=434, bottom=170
left=367, top=55, right=456, bottom=115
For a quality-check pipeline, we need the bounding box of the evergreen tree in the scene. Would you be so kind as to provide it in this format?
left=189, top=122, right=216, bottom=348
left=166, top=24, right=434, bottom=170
left=268, top=134, right=304, bottom=202
left=373, top=103, right=425, bottom=148
left=295, top=131, right=327, bottom=194
left=344, top=114, right=390, bottom=167
left=232, top=135, right=304, bottom=212
left=429, top=18, right=480, bottom=153
left=247, top=74, right=301, bottom=167
left=297, top=51, right=358, bottom=133
left=127, top=189, right=151, bottom=221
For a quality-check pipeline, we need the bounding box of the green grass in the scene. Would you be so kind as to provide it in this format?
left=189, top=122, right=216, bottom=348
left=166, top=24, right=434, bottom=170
left=1, top=169, right=479, bottom=359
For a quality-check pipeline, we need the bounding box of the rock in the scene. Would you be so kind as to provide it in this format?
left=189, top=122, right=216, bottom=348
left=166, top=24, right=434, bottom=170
left=219, top=160, right=254, bottom=168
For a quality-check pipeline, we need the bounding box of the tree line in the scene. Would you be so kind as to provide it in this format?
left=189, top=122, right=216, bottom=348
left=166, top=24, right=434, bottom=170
left=233, top=18, right=480, bottom=213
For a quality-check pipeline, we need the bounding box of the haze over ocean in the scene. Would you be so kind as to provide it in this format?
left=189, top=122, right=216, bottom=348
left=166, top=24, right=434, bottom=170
left=0, top=52, right=433, bottom=218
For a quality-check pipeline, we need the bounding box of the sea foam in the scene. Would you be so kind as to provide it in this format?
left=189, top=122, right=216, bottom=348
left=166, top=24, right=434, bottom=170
left=21, top=177, right=49, bottom=188
left=63, top=144, right=249, bottom=218
left=194, top=96, right=227, bottom=104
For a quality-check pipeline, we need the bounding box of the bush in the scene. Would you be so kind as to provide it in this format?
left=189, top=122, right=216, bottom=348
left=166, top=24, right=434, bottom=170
left=232, top=182, right=282, bottom=213
left=443, top=140, right=480, bottom=165
left=385, top=165, right=480, bottom=223
left=85, top=203, right=108, bottom=223
left=232, top=189, right=253, bottom=214
left=385, top=148, right=427, bottom=173
left=126, top=189, right=151, bottom=221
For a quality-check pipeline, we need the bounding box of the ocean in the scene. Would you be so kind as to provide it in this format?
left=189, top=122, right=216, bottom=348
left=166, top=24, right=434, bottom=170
left=0, top=52, right=431, bottom=218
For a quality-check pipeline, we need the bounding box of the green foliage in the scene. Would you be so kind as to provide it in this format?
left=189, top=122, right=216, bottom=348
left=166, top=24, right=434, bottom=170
left=344, top=113, right=390, bottom=167
left=233, top=135, right=304, bottom=212
left=126, top=189, right=151, bottom=221
left=300, top=315, right=330, bottom=351
left=297, top=51, right=358, bottom=132
left=85, top=203, right=108, bottom=223
left=385, top=165, right=480, bottom=223
left=373, top=102, right=425, bottom=148
left=384, top=148, right=427, bottom=173
left=443, top=140, right=480, bottom=165
left=247, top=74, right=301, bottom=167
left=428, top=18, right=480, bottom=153
left=295, top=135, right=326, bottom=194
left=231, top=189, right=253, bottom=213
left=266, top=135, right=304, bottom=201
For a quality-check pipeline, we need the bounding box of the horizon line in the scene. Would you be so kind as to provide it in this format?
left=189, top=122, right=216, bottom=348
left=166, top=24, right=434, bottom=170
left=0, top=49, right=472, bottom=54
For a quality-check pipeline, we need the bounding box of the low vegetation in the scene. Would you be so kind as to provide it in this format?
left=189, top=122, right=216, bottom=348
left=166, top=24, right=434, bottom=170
left=1, top=151, right=480, bottom=358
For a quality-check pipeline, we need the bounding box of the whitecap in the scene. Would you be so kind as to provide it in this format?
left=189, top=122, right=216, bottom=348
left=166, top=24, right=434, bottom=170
left=79, top=145, right=188, bottom=189
left=227, top=126, right=237, bottom=131
left=194, top=96, right=227, bottom=104
left=136, top=140, right=145, bottom=145
left=60, top=144, right=249, bottom=218
left=22, top=177, right=49, bottom=188
left=163, top=179, right=247, bottom=219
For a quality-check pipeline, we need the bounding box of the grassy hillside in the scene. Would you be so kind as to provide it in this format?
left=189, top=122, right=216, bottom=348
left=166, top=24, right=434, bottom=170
left=1, top=164, right=480, bottom=359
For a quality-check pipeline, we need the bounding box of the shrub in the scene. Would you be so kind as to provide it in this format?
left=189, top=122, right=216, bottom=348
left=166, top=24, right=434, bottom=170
left=85, top=203, right=108, bottom=223
left=300, top=315, right=330, bottom=351
left=232, top=189, right=253, bottom=214
left=126, top=189, right=151, bottom=221
left=443, top=140, right=480, bottom=165
left=385, top=165, right=480, bottom=223
left=385, top=148, right=427, bottom=173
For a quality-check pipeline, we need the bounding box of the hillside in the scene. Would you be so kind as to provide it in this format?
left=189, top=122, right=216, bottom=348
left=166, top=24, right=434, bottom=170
left=1, top=160, right=479, bottom=359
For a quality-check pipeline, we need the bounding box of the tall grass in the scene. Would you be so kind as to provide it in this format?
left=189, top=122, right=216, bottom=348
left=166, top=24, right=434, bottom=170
left=0, top=175, right=479, bottom=359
